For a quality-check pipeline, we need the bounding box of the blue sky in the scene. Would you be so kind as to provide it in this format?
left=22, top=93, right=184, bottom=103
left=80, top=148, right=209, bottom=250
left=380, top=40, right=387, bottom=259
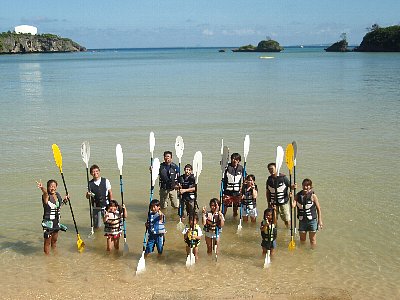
left=2, top=0, right=399, bottom=48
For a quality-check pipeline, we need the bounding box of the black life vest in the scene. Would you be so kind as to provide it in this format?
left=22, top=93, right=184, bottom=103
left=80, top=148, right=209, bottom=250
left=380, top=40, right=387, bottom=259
left=42, top=192, right=62, bottom=230
left=223, top=163, right=243, bottom=196
left=241, top=184, right=257, bottom=207
left=266, top=174, right=289, bottom=205
left=296, top=191, right=317, bottom=220
left=89, top=177, right=108, bottom=207
left=159, top=162, right=179, bottom=190
left=184, top=224, right=201, bottom=248
left=179, top=174, right=196, bottom=201
left=104, top=209, right=123, bottom=235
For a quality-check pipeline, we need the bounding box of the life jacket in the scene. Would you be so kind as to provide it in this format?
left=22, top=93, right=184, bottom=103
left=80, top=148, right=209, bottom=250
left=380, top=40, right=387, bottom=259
left=296, top=191, right=317, bottom=220
left=184, top=224, right=201, bottom=248
left=223, top=164, right=243, bottom=196
left=241, top=184, right=257, bottom=208
left=89, top=177, right=108, bottom=207
left=179, top=174, right=196, bottom=201
left=149, top=212, right=166, bottom=234
left=260, top=221, right=277, bottom=241
left=203, top=212, right=222, bottom=233
left=42, top=192, right=62, bottom=230
left=104, top=209, right=123, bottom=235
left=159, top=162, right=179, bottom=190
left=266, top=174, right=289, bottom=205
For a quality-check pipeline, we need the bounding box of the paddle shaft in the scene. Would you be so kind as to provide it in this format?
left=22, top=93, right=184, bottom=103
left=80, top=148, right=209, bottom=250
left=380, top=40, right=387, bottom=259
left=293, top=165, right=297, bottom=231
left=289, top=172, right=293, bottom=237
left=60, top=172, right=80, bottom=235
left=85, top=168, right=94, bottom=229
left=119, top=174, right=127, bottom=239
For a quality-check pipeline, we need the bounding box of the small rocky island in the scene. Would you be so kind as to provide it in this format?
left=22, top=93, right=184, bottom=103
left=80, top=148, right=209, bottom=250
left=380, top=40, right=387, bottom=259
left=0, top=31, right=86, bottom=54
left=232, top=39, right=283, bottom=52
left=354, top=24, right=400, bottom=52
left=325, top=35, right=350, bottom=52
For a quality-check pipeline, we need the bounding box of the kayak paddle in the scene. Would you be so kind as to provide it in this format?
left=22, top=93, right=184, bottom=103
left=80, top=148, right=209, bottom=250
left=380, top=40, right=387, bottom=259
left=52, top=144, right=85, bottom=252
left=81, top=141, right=94, bottom=238
left=175, top=136, right=185, bottom=232
left=186, top=151, right=202, bottom=267
left=292, top=140, right=298, bottom=235
left=237, top=135, right=250, bottom=234
left=136, top=157, right=160, bottom=275
left=285, top=143, right=296, bottom=251
left=116, top=144, right=129, bottom=254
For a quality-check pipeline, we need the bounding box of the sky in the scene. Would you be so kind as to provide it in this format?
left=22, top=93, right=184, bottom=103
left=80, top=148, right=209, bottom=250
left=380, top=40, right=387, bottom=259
left=2, top=0, right=400, bottom=49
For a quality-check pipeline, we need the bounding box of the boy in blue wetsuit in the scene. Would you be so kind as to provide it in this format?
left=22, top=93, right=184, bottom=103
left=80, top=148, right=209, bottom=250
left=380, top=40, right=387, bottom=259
left=145, top=199, right=166, bottom=257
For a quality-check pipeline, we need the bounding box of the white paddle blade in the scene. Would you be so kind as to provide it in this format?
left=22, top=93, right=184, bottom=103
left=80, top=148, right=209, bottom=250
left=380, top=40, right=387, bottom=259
left=151, top=158, right=161, bottom=187
left=175, top=136, right=184, bottom=163
left=186, top=251, right=196, bottom=268
left=177, top=221, right=185, bottom=232
left=116, top=144, right=123, bottom=175
left=193, top=151, right=203, bottom=184
left=136, top=252, right=146, bottom=275
left=237, top=220, right=242, bottom=234
left=221, top=146, right=229, bottom=173
left=292, top=140, right=298, bottom=166
left=149, top=132, right=155, bottom=158
left=81, top=141, right=90, bottom=168
left=264, top=251, right=271, bottom=268
left=276, top=146, right=284, bottom=175
left=244, top=135, right=250, bottom=162
left=220, top=139, right=224, bottom=155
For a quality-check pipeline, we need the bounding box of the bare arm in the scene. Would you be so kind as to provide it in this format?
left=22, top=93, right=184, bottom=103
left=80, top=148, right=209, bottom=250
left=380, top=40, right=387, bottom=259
left=37, top=181, right=49, bottom=204
left=313, top=194, right=323, bottom=228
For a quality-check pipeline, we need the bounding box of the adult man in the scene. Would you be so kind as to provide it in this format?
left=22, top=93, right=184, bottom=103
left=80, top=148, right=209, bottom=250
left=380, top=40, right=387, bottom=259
left=266, top=162, right=291, bottom=228
left=159, top=151, right=179, bottom=209
left=86, top=164, right=113, bottom=228
left=222, top=153, right=244, bottom=217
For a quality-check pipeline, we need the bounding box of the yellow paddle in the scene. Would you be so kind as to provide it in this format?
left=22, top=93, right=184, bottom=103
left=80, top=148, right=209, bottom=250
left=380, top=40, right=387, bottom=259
left=285, top=143, right=296, bottom=250
left=52, top=144, right=85, bottom=252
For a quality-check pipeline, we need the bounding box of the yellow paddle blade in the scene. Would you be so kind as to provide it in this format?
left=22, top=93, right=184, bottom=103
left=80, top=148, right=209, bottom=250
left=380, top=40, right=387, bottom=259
left=285, top=143, right=294, bottom=173
left=52, top=144, right=63, bottom=173
left=77, top=234, right=85, bottom=252
left=288, top=237, right=296, bottom=250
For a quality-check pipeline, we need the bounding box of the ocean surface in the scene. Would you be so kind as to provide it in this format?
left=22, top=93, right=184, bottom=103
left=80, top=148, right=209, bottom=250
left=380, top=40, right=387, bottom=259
left=0, top=47, right=399, bottom=299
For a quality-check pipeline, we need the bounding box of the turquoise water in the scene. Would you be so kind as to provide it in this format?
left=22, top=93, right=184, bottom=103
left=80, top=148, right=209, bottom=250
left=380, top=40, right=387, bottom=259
left=1, top=47, right=399, bottom=299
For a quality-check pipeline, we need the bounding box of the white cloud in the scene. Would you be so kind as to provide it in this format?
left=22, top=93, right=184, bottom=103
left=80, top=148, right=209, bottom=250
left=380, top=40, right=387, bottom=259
left=202, top=29, right=214, bottom=36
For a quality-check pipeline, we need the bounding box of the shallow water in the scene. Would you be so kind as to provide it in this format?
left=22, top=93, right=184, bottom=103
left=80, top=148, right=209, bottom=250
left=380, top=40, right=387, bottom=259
left=1, top=48, right=399, bottom=299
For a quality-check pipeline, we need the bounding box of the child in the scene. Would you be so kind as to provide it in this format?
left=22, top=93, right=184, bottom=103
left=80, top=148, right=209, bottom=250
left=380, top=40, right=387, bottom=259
left=241, top=174, right=258, bottom=223
left=37, top=180, right=68, bottom=255
left=202, top=198, right=225, bottom=256
left=182, top=213, right=203, bottom=261
left=103, top=199, right=127, bottom=251
left=178, top=164, right=196, bottom=217
left=260, top=208, right=277, bottom=257
left=293, top=178, right=323, bottom=248
left=222, top=153, right=244, bottom=217
left=145, top=199, right=166, bottom=257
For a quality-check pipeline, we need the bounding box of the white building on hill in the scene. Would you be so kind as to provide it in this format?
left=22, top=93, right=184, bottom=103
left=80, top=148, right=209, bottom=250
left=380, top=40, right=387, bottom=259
left=14, top=25, right=38, bottom=35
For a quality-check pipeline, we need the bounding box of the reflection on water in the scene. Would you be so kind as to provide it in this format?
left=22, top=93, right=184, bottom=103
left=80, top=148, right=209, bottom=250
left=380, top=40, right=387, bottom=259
left=18, top=62, right=43, bottom=102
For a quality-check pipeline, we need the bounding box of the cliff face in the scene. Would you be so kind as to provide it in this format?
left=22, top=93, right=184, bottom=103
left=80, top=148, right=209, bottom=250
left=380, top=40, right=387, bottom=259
left=0, top=32, right=86, bottom=54
left=354, top=25, right=400, bottom=52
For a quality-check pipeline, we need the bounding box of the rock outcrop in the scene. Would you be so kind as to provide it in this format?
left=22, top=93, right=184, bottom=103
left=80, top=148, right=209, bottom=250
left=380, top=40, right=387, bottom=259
left=324, top=40, right=350, bottom=52
left=232, top=39, right=283, bottom=52
left=0, top=32, right=86, bottom=54
left=354, top=25, right=400, bottom=52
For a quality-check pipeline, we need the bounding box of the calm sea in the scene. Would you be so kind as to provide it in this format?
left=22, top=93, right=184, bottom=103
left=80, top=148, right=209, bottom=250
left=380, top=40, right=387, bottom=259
left=1, top=47, right=399, bottom=299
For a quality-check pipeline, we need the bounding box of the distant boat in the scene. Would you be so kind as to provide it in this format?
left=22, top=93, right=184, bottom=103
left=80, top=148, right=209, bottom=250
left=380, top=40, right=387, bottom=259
left=259, top=56, right=274, bottom=59
left=300, top=45, right=304, bottom=48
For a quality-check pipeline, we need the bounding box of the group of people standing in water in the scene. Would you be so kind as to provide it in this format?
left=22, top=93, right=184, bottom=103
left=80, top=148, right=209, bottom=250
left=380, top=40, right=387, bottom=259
left=37, top=147, right=323, bottom=262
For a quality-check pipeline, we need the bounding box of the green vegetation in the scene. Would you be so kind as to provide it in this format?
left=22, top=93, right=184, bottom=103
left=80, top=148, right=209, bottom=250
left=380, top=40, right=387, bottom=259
left=233, top=38, right=283, bottom=52
left=355, top=24, right=400, bottom=52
